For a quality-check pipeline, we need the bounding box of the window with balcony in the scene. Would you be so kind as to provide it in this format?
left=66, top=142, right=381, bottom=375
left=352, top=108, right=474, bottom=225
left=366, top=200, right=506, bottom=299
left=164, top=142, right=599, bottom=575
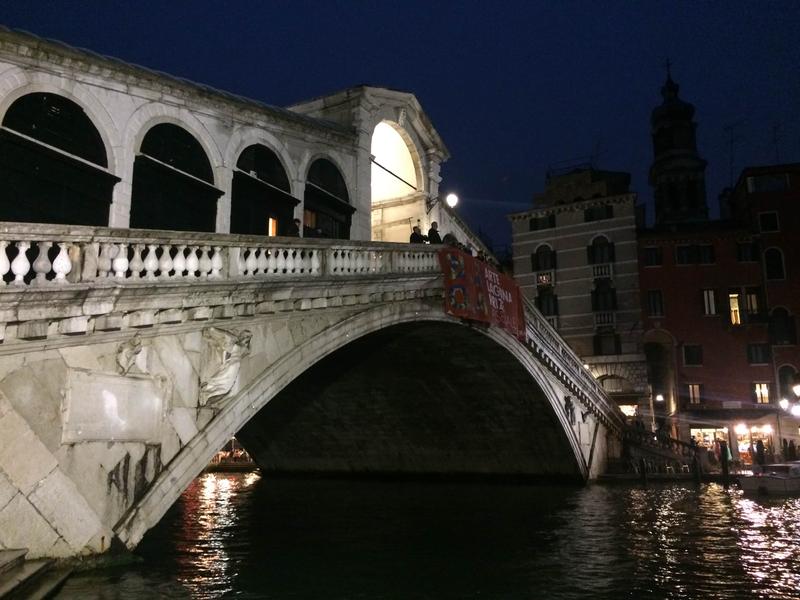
left=647, top=290, right=664, bottom=317
left=531, top=245, right=556, bottom=285
left=536, top=288, right=559, bottom=316
left=591, top=280, right=617, bottom=311
left=529, top=214, right=556, bottom=231
left=764, top=248, right=785, bottom=280
left=584, top=204, right=614, bottom=222
left=587, top=236, right=615, bottom=265
left=688, top=383, right=703, bottom=405
left=643, top=246, right=662, bottom=266
left=683, top=344, right=703, bottom=366
left=593, top=332, right=620, bottom=356
left=747, top=344, right=771, bottom=365
left=758, top=211, right=780, bottom=232
left=769, top=308, right=797, bottom=345
left=703, top=289, right=716, bottom=316
left=753, top=382, right=770, bottom=404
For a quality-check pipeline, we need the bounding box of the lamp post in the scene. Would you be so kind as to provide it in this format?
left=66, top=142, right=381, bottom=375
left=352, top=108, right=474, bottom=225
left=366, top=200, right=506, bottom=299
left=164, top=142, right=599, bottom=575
left=426, top=192, right=459, bottom=214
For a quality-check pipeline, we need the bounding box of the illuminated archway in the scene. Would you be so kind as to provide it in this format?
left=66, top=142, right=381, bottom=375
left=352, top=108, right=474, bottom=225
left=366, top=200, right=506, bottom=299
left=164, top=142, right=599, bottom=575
left=369, top=121, right=424, bottom=242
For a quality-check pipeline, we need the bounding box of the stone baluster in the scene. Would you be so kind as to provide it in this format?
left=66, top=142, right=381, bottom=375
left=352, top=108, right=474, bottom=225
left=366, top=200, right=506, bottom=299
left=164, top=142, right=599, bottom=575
left=129, top=244, right=144, bottom=279
left=172, top=245, right=187, bottom=279
left=331, top=249, right=342, bottom=274
left=32, top=241, right=53, bottom=285
left=235, top=246, right=246, bottom=277
left=244, top=247, right=257, bottom=276
left=311, top=249, right=321, bottom=275
left=355, top=251, right=365, bottom=274
left=143, top=244, right=159, bottom=280
left=11, top=241, right=31, bottom=285
left=97, top=243, right=114, bottom=278
left=256, top=247, right=269, bottom=275
left=52, top=243, right=72, bottom=283
left=185, top=246, right=200, bottom=278
left=112, top=242, right=129, bottom=278
left=0, top=241, right=9, bottom=285
left=158, top=244, right=174, bottom=279
left=298, top=249, right=309, bottom=273
left=285, top=248, right=297, bottom=274
left=276, top=248, right=287, bottom=274
left=266, top=248, right=277, bottom=274
left=198, top=246, right=212, bottom=279
left=210, top=246, right=223, bottom=279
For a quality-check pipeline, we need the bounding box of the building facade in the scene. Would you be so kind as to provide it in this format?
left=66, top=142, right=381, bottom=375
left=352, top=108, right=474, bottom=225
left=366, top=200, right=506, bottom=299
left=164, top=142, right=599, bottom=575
left=509, top=168, right=649, bottom=415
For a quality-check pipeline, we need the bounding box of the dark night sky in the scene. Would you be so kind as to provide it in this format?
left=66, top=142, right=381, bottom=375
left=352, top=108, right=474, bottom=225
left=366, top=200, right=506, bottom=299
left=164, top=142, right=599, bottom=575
left=2, top=2, right=799, bottom=248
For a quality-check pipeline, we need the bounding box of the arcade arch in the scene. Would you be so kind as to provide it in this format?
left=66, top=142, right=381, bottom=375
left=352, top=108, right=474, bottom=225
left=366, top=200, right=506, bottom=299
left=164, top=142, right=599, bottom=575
left=231, top=144, right=298, bottom=236
left=130, top=123, right=223, bottom=232
left=303, top=157, right=353, bottom=239
left=0, top=92, right=119, bottom=225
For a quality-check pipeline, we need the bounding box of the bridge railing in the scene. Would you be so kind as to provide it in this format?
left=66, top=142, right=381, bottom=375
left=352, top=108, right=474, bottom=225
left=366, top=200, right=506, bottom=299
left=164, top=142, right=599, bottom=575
left=521, top=296, right=625, bottom=432
left=0, top=222, right=441, bottom=285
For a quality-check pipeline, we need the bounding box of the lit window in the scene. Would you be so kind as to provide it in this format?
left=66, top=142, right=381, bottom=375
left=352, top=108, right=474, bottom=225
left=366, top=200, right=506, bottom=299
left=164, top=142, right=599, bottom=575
left=703, top=289, right=716, bottom=316
left=754, top=382, right=770, bottom=404
left=267, top=217, right=278, bottom=237
left=688, top=384, right=702, bottom=404
left=729, top=293, right=741, bottom=325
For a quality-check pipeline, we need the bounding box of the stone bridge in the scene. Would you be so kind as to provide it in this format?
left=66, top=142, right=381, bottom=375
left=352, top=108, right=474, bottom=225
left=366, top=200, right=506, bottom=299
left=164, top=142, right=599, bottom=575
left=0, top=223, right=624, bottom=558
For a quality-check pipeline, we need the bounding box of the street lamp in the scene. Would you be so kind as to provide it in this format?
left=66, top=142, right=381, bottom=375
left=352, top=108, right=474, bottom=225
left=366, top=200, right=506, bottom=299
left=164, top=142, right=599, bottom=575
left=792, top=373, right=800, bottom=398
left=426, top=192, right=459, bottom=214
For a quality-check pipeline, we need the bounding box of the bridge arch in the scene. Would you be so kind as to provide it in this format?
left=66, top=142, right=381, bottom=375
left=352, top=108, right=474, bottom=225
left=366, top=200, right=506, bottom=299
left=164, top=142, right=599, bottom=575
left=116, top=301, right=586, bottom=549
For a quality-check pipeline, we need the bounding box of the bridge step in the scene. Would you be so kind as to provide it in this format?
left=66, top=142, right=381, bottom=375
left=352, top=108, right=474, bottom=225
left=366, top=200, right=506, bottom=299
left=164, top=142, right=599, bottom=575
left=0, top=551, right=26, bottom=577
left=0, top=555, right=67, bottom=600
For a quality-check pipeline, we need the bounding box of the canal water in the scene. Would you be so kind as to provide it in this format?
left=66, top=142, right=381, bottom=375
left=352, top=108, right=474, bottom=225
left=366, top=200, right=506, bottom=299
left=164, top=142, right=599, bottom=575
left=56, top=472, right=800, bottom=599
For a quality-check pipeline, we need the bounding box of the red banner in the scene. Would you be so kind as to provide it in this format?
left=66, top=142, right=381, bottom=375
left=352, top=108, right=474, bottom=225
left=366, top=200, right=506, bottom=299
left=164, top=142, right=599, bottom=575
left=438, top=249, right=526, bottom=341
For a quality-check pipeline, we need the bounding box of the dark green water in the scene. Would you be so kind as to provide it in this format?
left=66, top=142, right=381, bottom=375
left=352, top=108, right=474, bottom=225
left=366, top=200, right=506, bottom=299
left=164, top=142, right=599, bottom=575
left=56, top=473, right=800, bottom=599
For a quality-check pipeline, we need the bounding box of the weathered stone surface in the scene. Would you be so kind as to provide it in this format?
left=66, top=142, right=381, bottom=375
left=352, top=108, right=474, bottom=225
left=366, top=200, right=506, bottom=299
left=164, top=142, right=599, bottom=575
left=0, top=470, right=16, bottom=512
left=168, top=408, right=199, bottom=446
left=0, top=395, right=58, bottom=495
left=151, top=336, right=198, bottom=408
left=29, top=469, right=107, bottom=552
left=0, top=494, right=60, bottom=557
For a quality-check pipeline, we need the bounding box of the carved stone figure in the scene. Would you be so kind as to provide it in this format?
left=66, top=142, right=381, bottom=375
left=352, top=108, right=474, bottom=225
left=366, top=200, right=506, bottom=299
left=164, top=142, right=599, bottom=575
left=116, top=333, right=143, bottom=375
left=199, top=327, right=252, bottom=406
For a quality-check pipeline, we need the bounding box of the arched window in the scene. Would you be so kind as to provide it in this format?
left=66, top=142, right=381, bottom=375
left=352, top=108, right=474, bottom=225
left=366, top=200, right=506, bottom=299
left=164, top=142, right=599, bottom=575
left=764, top=248, right=785, bottom=280
left=588, top=236, right=615, bottom=264
left=0, top=92, right=118, bottom=225
left=532, top=244, right=556, bottom=271
left=769, top=307, right=796, bottom=345
left=778, top=365, right=798, bottom=399
left=303, top=158, right=353, bottom=239
left=231, top=145, right=297, bottom=236
left=130, top=123, right=222, bottom=232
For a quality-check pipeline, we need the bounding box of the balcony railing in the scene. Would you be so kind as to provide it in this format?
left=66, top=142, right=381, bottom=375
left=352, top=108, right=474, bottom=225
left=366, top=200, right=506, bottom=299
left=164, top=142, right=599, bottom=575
left=592, top=263, right=613, bottom=279
left=594, top=311, right=616, bottom=327
left=535, top=269, right=554, bottom=286
left=0, top=223, right=441, bottom=286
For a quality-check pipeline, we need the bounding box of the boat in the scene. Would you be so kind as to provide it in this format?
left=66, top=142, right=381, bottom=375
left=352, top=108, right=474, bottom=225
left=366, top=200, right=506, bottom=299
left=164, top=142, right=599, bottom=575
left=739, top=463, right=800, bottom=495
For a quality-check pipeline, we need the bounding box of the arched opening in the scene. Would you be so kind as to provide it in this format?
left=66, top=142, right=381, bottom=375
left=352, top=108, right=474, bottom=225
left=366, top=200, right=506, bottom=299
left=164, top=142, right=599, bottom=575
left=778, top=364, right=798, bottom=400
left=231, top=144, right=298, bottom=236
left=369, top=121, right=423, bottom=241
left=588, top=236, right=615, bottom=264
left=770, top=307, right=796, bottom=345
left=0, top=92, right=119, bottom=225
left=303, top=158, right=353, bottom=239
left=532, top=244, right=556, bottom=271
left=130, top=123, right=222, bottom=232
left=764, top=248, right=785, bottom=280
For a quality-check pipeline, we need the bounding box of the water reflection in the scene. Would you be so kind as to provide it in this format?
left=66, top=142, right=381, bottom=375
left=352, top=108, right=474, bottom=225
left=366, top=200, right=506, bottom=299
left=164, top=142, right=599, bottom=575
left=56, top=478, right=800, bottom=599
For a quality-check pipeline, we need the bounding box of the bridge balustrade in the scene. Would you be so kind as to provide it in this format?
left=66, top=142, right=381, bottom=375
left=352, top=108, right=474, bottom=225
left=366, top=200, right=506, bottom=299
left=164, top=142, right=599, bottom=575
left=0, top=223, right=440, bottom=285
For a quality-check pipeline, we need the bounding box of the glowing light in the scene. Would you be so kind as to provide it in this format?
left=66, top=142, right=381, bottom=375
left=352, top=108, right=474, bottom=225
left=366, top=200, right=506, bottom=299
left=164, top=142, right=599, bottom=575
left=619, top=404, right=638, bottom=417
left=655, top=394, right=665, bottom=402
left=793, top=382, right=800, bottom=397
left=371, top=122, right=418, bottom=202
left=583, top=363, right=590, bottom=369
left=445, top=193, right=459, bottom=208
left=761, top=424, right=773, bottom=434
left=780, top=398, right=790, bottom=410
left=735, top=423, right=749, bottom=436
left=791, top=405, right=800, bottom=417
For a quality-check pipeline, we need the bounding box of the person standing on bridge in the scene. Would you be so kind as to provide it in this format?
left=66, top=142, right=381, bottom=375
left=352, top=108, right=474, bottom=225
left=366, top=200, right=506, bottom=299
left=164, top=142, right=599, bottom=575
left=427, top=221, right=442, bottom=244
left=410, top=226, right=426, bottom=243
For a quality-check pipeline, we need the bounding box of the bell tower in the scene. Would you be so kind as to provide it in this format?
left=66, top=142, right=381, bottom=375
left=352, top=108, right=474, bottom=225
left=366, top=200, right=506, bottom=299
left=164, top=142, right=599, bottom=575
left=649, top=63, right=708, bottom=224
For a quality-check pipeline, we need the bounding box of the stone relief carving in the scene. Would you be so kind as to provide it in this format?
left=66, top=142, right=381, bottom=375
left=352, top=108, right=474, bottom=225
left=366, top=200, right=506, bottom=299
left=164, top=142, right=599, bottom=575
left=116, top=333, right=143, bottom=375
left=199, top=327, right=252, bottom=406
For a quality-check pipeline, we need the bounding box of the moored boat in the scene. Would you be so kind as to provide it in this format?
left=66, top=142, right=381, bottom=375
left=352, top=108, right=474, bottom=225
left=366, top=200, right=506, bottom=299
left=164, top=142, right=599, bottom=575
left=739, top=463, right=800, bottom=495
